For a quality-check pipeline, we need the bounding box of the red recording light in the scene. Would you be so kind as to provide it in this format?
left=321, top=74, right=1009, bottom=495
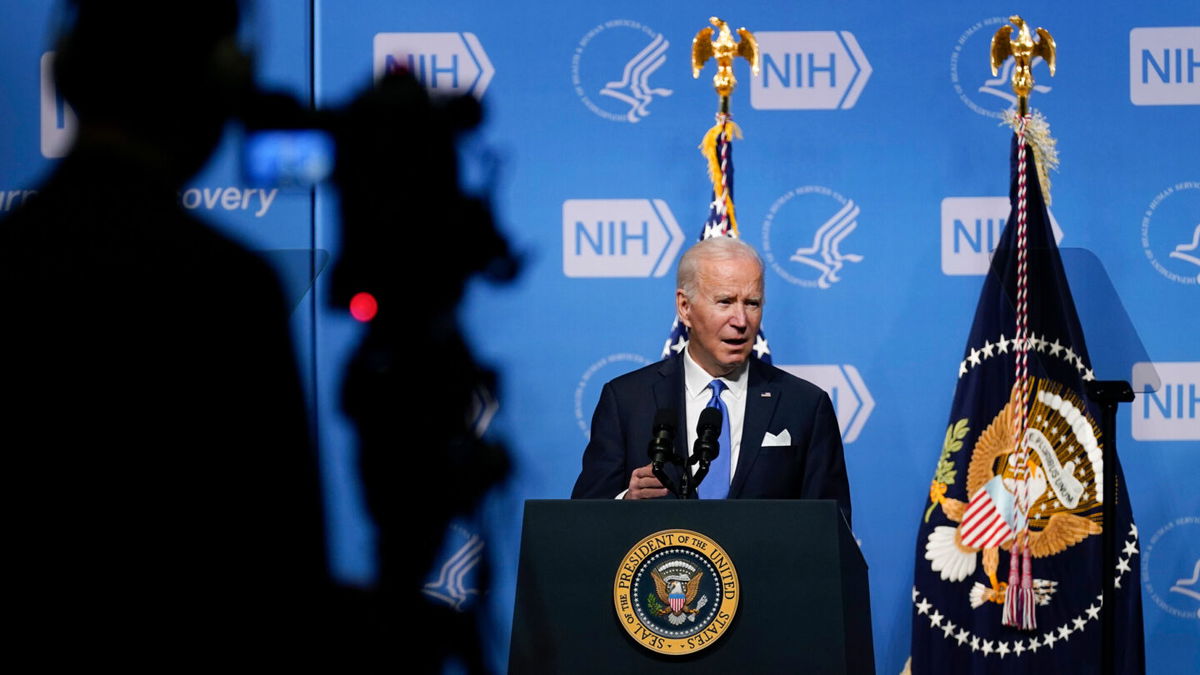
left=349, top=292, right=378, bottom=322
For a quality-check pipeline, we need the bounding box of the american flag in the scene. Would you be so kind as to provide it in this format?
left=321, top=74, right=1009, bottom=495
left=661, top=114, right=771, bottom=363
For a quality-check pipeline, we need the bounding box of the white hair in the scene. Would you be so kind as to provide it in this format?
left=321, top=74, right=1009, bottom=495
left=676, top=237, right=764, bottom=299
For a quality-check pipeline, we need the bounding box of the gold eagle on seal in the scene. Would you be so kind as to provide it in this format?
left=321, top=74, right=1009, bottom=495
left=651, top=568, right=705, bottom=625
left=925, top=378, right=1104, bottom=609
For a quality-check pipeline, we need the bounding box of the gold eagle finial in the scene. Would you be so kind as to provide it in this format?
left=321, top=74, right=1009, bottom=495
left=990, top=15, right=1056, bottom=117
left=692, top=17, right=760, bottom=112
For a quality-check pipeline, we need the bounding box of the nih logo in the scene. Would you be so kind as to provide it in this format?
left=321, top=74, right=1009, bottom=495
left=1133, top=362, right=1200, bottom=441
left=941, top=197, right=1062, bottom=276
left=562, top=200, right=683, bottom=278
left=1130, top=27, right=1200, bottom=106
left=40, top=52, right=77, bottom=158
left=778, top=365, right=874, bottom=443
left=750, top=32, right=872, bottom=110
left=373, top=33, right=494, bottom=98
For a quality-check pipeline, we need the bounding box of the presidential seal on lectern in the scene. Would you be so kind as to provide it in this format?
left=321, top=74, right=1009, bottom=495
left=613, top=529, right=740, bottom=655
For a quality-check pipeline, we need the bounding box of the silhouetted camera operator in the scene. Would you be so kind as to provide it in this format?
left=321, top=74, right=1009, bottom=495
left=329, top=71, right=517, bottom=671
left=1, top=1, right=327, bottom=665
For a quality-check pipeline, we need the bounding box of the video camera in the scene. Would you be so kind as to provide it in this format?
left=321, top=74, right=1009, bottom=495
left=238, top=71, right=516, bottom=312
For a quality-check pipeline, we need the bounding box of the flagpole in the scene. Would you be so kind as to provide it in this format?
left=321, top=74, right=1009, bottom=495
left=686, top=18, right=772, bottom=367
left=691, top=17, right=760, bottom=241
left=991, top=15, right=1058, bottom=633
left=665, top=18, right=772, bottom=368
left=993, top=18, right=1140, bottom=673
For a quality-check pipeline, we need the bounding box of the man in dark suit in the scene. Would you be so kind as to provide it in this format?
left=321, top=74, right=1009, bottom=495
left=0, top=1, right=328, bottom=664
left=571, top=237, right=851, bottom=525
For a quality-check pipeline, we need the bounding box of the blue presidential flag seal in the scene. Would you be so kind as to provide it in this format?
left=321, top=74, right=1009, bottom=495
left=613, top=529, right=738, bottom=655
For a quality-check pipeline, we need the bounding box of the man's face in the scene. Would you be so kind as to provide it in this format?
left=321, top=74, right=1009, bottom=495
left=676, top=255, right=764, bottom=378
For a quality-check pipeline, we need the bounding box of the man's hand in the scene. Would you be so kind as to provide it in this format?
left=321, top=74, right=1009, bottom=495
left=623, top=463, right=669, bottom=499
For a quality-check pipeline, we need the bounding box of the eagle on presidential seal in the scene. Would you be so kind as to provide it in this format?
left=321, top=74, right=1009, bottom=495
left=650, top=564, right=709, bottom=626
left=924, top=378, right=1105, bottom=609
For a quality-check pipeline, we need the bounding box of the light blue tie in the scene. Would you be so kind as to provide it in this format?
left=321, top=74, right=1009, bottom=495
left=701, top=379, right=732, bottom=499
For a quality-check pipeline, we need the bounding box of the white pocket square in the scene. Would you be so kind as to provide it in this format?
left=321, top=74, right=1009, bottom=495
left=762, top=429, right=791, bottom=447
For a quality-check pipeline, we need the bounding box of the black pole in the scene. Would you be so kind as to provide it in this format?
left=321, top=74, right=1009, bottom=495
left=1084, top=379, right=1134, bottom=675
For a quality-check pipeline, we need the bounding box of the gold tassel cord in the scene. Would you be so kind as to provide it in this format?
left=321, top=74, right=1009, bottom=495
left=699, top=117, right=743, bottom=236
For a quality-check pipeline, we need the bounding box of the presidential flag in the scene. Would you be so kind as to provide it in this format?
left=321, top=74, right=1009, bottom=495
left=910, top=116, right=1145, bottom=673
left=662, top=114, right=771, bottom=363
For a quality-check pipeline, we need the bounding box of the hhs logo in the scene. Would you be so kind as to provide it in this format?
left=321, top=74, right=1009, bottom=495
left=40, top=52, right=77, bottom=158
left=1132, top=362, right=1200, bottom=441
left=423, top=523, right=485, bottom=611
left=1130, top=27, right=1200, bottom=106
left=562, top=199, right=683, bottom=278
left=572, top=20, right=673, bottom=123
left=778, top=365, right=874, bottom=443
left=750, top=32, right=872, bottom=110
left=1142, top=182, right=1200, bottom=285
left=1142, top=517, right=1200, bottom=620
left=373, top=33, right=494, bottom=98
left=941, top=197, right=1062, bottom=276
left=762, top=185, right=864, bottom=289
left=574, top=353, right=652, bottom=437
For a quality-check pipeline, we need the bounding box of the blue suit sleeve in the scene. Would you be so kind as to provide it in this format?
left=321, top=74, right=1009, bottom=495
left=571, top=382, right=630, bottom=498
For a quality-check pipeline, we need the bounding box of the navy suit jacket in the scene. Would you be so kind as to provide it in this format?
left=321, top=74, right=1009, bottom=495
left=571, top=352, right=852, bottom=526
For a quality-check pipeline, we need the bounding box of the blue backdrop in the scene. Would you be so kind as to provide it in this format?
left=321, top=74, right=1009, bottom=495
left=2, top=1, right=1196, bottom=671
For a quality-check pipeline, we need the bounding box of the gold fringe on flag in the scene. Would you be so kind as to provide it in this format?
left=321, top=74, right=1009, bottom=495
left=699, top=115, right=743, bottom=236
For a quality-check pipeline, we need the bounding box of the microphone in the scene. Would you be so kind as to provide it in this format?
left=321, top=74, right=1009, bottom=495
left=690, top=407, right=722, bottom=491
left=647, top=408, right=679, bottom=498
left=647, top=408, right=676, bottom=468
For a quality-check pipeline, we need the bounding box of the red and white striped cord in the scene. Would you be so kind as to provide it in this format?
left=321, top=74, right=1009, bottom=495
left=1013, top=116, right=1030, bottom=453
left=1004, top=116, right=1037, bottom=630
left=1013, top=116, right=1032, bottom=517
